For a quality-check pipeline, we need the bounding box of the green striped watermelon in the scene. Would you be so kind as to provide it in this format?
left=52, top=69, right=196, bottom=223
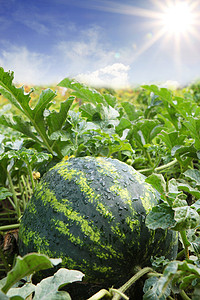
left=18, top=156, right=178, bottom=284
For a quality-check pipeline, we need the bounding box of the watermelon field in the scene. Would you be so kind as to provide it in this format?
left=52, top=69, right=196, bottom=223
left=0, top=66, right=200, bottom=299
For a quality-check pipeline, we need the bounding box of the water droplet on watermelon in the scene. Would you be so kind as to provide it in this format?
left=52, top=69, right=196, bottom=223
left=129, top=177, right=135, bottom=182
left=82, top=198, right=88, bottom=205
left=132, top=198, right=138, bottom=202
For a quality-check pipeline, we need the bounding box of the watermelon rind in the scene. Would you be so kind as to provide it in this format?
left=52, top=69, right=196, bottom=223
left=19, top=156, right=178, bottom=284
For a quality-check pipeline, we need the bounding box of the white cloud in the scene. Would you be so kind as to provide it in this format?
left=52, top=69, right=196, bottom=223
left=76, top=63, right=130, bottom=88
left=0, top=46, right=52, bottom=85
left=55, top=26, right=117, bottom=75
left=0, top=26, right=131, bottom=87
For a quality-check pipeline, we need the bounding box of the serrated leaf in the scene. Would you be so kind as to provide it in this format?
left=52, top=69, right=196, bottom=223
left=145, top=173, right=166, bottom=196
left=34, top=268, right=84, bottom=300
left=145, top=203, right=175, bottom=230
left=58, top=78, right=107, bottom=106
left=0, top=67, right=32, bottom=114
left=33, top=89, right=56, bottom=121
left=1, top=254, right=53, bottom=294
left=0, top=115, right=39, bottom=143
left=47, top=96, right=74, bottom=135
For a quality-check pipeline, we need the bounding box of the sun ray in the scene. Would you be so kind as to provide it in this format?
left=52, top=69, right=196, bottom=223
left=130, top=28, right=167, bottom=64
left=89, top=0, right=162, bottom=19
left=87, top=0, right=200, bottom=71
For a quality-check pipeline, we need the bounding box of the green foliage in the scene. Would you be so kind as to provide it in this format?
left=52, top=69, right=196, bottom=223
left=0, top=253, right=84, bottom=300
left=1, top=68, right=200, bottom=298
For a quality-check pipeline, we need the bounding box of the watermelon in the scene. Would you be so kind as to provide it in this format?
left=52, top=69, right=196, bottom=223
left=18, top=156, right=178, bottom=284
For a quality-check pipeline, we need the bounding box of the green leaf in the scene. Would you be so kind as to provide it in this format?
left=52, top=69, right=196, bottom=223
left=193, top=283, right=200, bottom=300
left=178, top=260, right=200, bottom=276
left=115, top=117, right=132, bottom=137
left=128, top=119, right=162, bottom=149
left=184, top=117, right=200, bottom=150
left=159, top=131, right=186, bottom=151
left=103, top=93, right=117, bottom=108
left=121, top=102, right=142, bottom=121
left=178, top=183, right=200, bottom=199
left=7, top=283, right=35, bottom=299
left=191, top=200, right=200, bottom=212
left=33, top=89, right=56, bottom=118
left=172, top=206, right=200, bottom=231
left=47, top=96, right=75, bottom=135
left=0, top=115, right=39, bottom=143
left=45, top=291, right=71, bottom=300
left=1, top=253, right=53, bottom=294
left=145, top=173, right=166, bottom=196
left=0, top=187, right=12, bottom=201
left=0, top=291, right=9, bottom=299
left=180, top=274, right=197, bottom=290
left=143, top=276, right=171, bottom=300
left=0, top=68, right=56, bottom=155
left=79, top=103, right=97, bottom=120
left=58, top=78, right=107, bottom=106
left=145, top=203, right=176, bottom=230
left=142, top=85, right=172, bottom=102
left=184, top=169, right=200, bottom=186
left=0, top=67, right=32, bottom=114
left=34, top=268, right=84, bottom=300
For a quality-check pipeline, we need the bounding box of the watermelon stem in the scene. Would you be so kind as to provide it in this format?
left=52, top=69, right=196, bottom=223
left=180, top=230, right=190, bottom=259
left=87, top=288, right=112, bottom=300
left=112, top=267, right=153, bottom=300
left=179, top=290, right=192, bottom=300
left=138, top=158, right=178, bottom=174
left=7, top=171, right=21, bottom=219
left=110, top=288, right=129, bottom=300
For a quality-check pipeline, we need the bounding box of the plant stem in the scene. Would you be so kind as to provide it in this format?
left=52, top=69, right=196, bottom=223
left=7, top=171, right=21, bottom=219
left=167, top=296, right=174, bottom=300
left=180, top=230, right=190, bottom=259
left=176, top=249, right=185, bottom=259
left=87, top=289, right=112, bottom=300
left=110, top=288, right=129, bottom=300
left=0, top=224, right=20, bottom=231
left=179, top=290, right=191, bottom=300
left=138, top=159, right=178, bottom=174
left=26, top=161, right=35, bottom=192
left=112, top=267, right=153, bottom=300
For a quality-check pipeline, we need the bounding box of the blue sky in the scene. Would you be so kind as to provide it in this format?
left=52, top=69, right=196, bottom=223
left=0, top=0, right=200, bottom=88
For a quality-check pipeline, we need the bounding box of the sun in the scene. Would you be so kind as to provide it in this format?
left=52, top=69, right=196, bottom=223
left=160, top=2, right=195, bottom=35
